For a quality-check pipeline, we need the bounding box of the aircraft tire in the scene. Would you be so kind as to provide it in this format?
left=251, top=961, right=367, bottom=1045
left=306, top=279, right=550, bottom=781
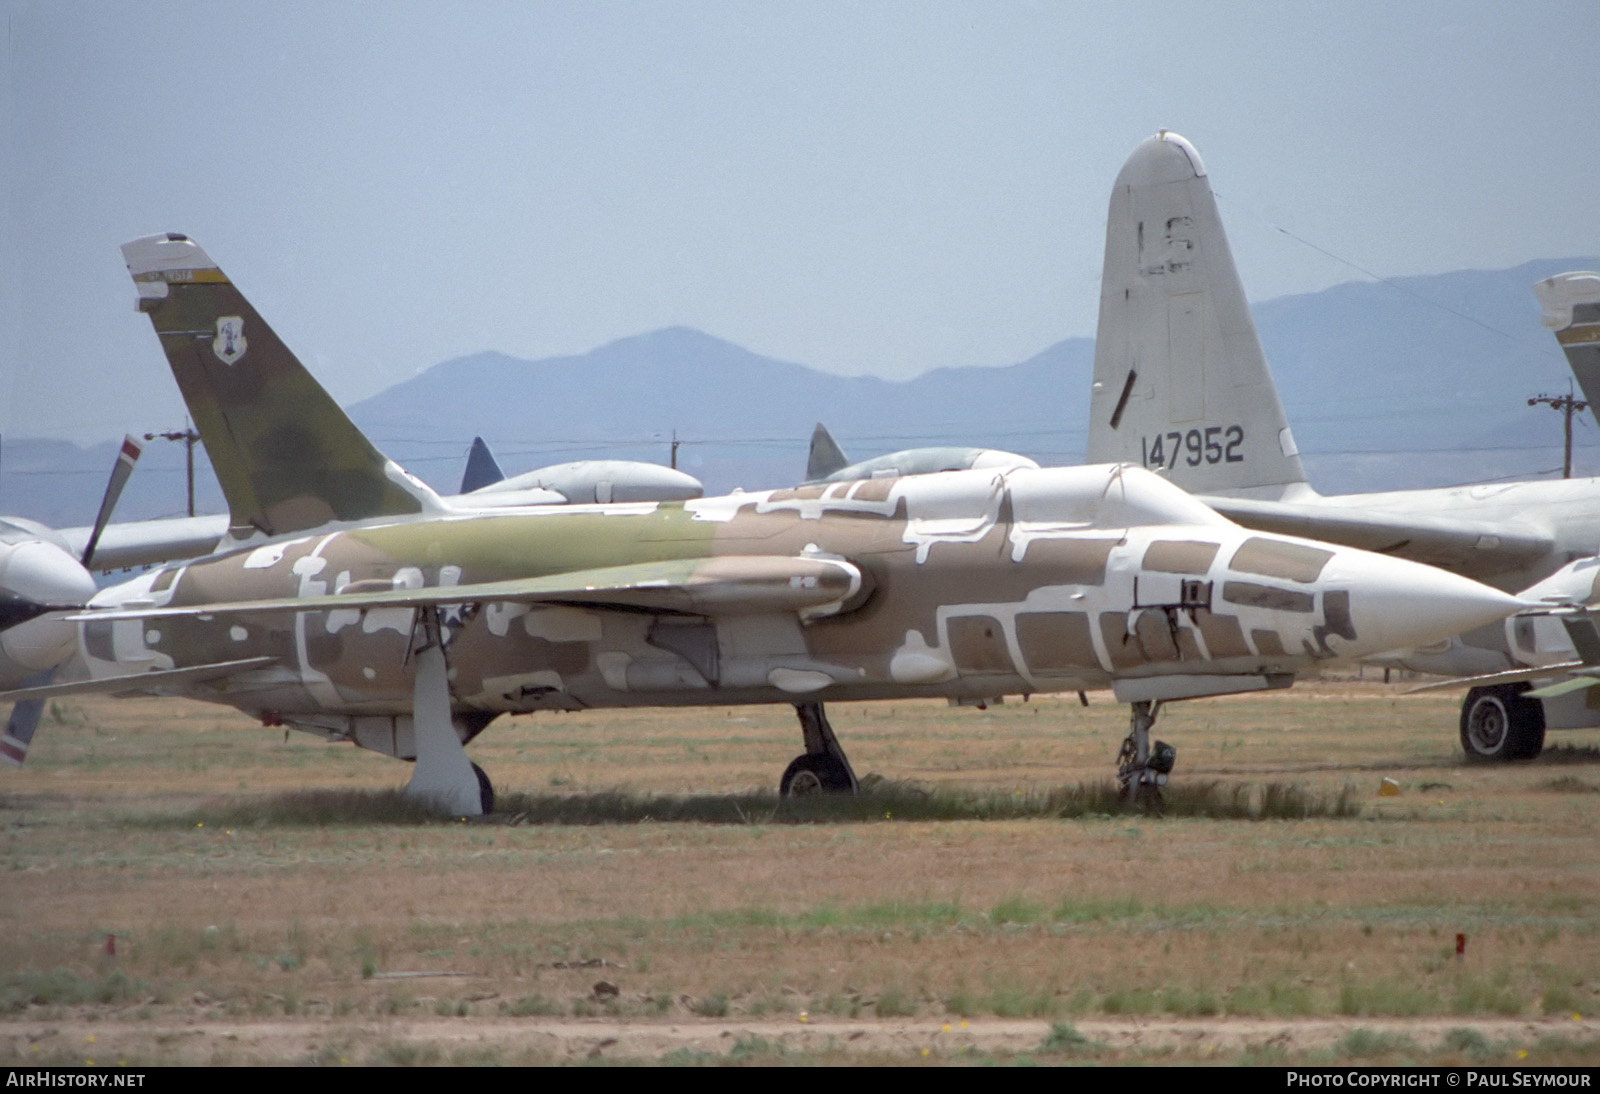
left=1460, top=685, right=1545, bottom=761
left=779, top=753, right=852, bottom=797
left=471, top=762, right=495, bottom=814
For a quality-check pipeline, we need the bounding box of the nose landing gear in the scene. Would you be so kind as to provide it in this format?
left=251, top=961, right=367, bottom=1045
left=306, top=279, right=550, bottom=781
left=1116, top=700, right=1175, bottom=802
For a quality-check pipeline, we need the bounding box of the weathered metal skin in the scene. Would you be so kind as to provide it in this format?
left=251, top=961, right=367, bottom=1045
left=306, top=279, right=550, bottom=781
left=53, top=233, right=1518, bottom=783
left=78, top=461, right=1507, bottom=754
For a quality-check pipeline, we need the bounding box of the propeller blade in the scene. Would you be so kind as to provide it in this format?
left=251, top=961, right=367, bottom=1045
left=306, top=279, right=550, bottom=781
left=80, top=435, right=143, bottom=569
left=0, top=669, right=53, bottom=766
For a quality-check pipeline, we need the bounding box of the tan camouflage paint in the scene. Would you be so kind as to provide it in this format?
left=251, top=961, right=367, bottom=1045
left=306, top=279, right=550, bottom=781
left=98, top=235, right=1446, bottom=762
left=80, top=465, right=1375, bottom=756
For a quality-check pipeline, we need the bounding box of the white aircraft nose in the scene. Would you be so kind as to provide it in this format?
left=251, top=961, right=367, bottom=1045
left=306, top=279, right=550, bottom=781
left=1327, top=551, right=1524, bottom=657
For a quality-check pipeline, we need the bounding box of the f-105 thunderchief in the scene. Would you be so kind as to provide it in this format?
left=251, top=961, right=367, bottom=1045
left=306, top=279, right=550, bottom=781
left=0, top=234, right=1523, bottom=814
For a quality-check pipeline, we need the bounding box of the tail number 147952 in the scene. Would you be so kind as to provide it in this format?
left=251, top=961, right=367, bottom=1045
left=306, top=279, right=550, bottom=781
left=1142, top=426, right=1244, bottom=469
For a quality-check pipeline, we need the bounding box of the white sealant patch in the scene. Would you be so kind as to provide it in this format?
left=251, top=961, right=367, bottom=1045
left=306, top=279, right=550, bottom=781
left=480, top=669, right=565, bottom=697
left=889, top=629, right=955, bottom=684
left=484, top=601, right=528, bottom=638
left=361, top=566, right=427, bottom=636
left=684, top=493, right=756, bottom=523
left=362, top=609, right=413, bottom=636
left=243, top=545, right=286, bottom=569
left=767, top=667, right=833, bottom=693
left=291, top=555, right=328, bottom=584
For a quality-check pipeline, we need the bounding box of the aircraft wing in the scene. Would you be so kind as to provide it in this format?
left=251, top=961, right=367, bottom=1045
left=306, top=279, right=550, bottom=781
left=1200, top=495, right=1553, bottom=580
left=58, top=514, right=229, bottom=572
left=0, top=656, right=278, bottom=704
left=75, top=555, right=865, bottom=623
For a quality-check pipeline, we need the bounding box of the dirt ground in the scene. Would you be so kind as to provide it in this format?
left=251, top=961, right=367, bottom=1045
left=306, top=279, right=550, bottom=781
left=4, top=683, right=1600, bottom=1066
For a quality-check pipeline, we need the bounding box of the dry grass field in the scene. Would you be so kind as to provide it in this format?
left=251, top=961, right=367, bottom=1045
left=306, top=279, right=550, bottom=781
left=3, top=681, right=1600, bottom=1066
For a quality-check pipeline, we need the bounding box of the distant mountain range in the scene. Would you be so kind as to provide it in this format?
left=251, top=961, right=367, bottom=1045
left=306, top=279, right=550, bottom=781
left=4, top=257, right=1597, bottom=531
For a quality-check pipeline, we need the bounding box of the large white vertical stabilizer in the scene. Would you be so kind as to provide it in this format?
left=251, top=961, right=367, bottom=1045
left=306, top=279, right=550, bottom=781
left=1535, top=271, right=1600, bottom=415
left=1086, top=133, right=1310, bottom=499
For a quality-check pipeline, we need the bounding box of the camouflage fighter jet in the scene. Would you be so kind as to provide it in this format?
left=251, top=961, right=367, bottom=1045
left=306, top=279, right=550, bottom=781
left=1085, top=131, right=1600, bottom=761
left=0, top=234, right=1526, bottom=814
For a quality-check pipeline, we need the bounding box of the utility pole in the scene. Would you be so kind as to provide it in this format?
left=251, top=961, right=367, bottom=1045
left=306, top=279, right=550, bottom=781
left=670, top=429, right=680, bottom=470
left=1529, top=383, right=1589, bottom=479
left=144, top=420, right=200, bottom=516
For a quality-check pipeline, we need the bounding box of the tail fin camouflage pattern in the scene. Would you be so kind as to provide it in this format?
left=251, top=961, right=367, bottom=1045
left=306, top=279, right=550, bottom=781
left=1086, top=133, right=1310, bottom=500
left=1535, top=271, right=1600, bottom=415
left=122, top=234, right=440, bottom=539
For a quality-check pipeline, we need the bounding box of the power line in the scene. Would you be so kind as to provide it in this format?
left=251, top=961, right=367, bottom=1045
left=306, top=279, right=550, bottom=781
left=1215, top=191, right=1563, bottom=358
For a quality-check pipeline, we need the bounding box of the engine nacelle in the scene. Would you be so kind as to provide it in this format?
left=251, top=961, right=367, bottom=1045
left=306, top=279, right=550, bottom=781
left=0, top=533, right=96, bottom=687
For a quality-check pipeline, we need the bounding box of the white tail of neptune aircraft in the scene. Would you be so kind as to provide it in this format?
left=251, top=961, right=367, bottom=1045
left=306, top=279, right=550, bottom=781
left=1086, top=131, right=1600, bottom=761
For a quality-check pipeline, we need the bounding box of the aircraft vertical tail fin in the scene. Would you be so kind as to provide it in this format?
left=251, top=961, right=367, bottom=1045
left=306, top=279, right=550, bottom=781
left=806, top=423, right=850, bottom=482
left=122, top=234, right=441, bottom=538
left=460, top=437, right=506, bottom=493
left=1086, top=133, right=1310, bottom=499
left=1535, top=272, right=1600, bottom=413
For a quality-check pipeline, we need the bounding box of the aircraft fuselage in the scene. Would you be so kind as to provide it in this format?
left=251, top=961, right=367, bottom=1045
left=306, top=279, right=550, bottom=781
left=77, top=465, right=1518, bottom=755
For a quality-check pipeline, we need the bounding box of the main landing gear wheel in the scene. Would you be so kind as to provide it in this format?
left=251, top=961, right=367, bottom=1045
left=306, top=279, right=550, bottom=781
left=1460, top=684, right=1545, bottom=761
left=779, top=702, right=859, bottom=797
left=780, top=753, right=854, bottom=796
left=471, top=761, right=495, bottom=815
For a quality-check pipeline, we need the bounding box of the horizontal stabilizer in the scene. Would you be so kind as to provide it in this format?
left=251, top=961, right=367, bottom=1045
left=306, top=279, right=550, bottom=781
left=1407, top=661, right=1587, bottom=694
left=74, top=556, right=866, bottom=623
left=1525, top=675, right=1600, bottom=700
left=1202, top=495, right=1553, bottom=581
left=0, top=657, right=278, bottom=705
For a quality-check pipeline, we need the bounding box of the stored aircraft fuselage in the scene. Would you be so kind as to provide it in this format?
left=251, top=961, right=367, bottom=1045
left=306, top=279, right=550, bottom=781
left=78, top=463, right=1516, bottom=757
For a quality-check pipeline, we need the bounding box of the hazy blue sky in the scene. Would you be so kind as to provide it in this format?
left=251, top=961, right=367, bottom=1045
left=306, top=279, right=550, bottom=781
left=5, top=0, right=1598, bottom=443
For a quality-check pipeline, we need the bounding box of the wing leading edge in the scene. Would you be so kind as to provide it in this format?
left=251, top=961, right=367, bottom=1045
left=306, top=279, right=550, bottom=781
left=75, top=555, right=867, bottom=625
